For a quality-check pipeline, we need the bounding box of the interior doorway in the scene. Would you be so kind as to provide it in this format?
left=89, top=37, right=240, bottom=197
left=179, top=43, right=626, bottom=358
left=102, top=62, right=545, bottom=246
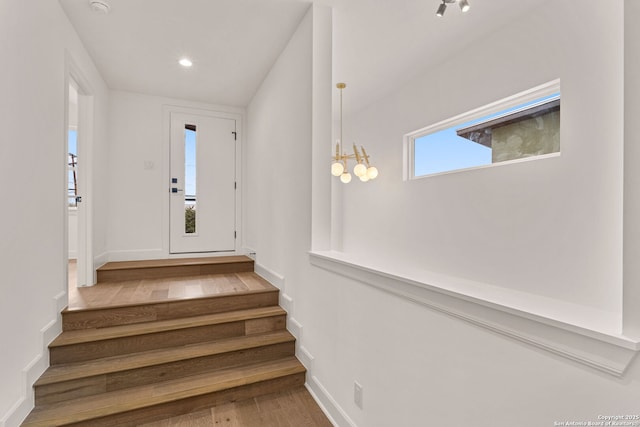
left=65, top=60, right=94, bottom=290
left=67, top=80, right=80, bottom=288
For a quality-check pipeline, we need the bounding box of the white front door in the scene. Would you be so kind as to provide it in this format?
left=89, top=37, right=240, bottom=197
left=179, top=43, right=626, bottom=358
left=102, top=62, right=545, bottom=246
left=169, top=112, right=236, bottom=254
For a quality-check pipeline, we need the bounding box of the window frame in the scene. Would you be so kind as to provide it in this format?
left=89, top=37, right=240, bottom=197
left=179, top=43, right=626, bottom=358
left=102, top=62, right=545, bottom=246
left=403, top=79, right=561, bottom=180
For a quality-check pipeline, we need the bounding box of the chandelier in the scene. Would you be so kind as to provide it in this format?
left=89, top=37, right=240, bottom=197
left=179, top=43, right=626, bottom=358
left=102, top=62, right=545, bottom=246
left=331, top=83, right=379, bottom=184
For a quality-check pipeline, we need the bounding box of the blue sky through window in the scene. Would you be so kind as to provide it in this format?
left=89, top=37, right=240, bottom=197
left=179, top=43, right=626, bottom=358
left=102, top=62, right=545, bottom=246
left=185, top=128, right=196, bottom=200
left=414, top=93, right=559, bottom=176
left=69, top=129, right=77, bottom=155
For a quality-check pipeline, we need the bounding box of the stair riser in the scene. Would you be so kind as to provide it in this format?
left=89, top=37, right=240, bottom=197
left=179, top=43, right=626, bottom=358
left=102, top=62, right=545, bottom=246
left=23, top=257, right=311, bottom=427
left=97, top=261, right=254, bottom=283
left=50, top=315, right=287, bottom=365
left=60, top=373, right=306, bottom=427
left=63, top=291, right=279, bottom=331
left=36, top=341, right=295, bottom=405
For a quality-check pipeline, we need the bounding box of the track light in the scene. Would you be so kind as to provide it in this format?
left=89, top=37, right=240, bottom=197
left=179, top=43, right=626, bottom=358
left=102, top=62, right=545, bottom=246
left=436, top=0, right=469, bottom=17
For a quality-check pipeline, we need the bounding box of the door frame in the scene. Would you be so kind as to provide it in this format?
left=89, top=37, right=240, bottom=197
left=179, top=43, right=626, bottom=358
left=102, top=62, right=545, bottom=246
left=162, top=105, right=243, bottom=258
left=64, top=51, right=95, bottom=287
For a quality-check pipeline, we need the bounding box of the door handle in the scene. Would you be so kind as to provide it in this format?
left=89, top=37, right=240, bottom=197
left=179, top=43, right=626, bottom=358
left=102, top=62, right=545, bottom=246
left=171, top=188, right=184, bottom=193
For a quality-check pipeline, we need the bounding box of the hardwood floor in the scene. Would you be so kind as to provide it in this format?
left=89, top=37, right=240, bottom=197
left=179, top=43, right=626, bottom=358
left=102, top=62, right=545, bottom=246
left=139, top=387, right=332, bottom=427
left=68, top=267, right=275, bottom=311
left=57, top=259, right=333, bottom=427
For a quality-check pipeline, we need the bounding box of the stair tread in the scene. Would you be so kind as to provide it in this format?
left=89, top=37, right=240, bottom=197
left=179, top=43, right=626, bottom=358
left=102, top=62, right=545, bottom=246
left=51, top=306, right=286, bottom=347
left=37, top=330, right=295, bottom=385
left=97, top=256, right=252, bottom=271
left=24, top=357, right=305, bottom=427
left=62, top=282, right=278, bottom=315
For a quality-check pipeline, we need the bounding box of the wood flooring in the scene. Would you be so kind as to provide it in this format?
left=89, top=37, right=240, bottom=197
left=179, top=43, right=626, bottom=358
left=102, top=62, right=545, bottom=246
left=69, top=269, right=275, bottom=311
left=21, top=257, right=332, bottom=426
left=139, top=387, right=332, bottom=427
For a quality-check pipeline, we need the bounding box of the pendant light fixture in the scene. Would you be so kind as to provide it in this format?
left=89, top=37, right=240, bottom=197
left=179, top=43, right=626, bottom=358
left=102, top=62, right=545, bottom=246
left=331, top=83, right=378, bottom=184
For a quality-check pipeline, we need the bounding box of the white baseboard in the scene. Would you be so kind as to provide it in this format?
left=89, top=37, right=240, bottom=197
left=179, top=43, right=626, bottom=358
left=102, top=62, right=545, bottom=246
left=297, top=344, right=314, bottom=370
left=280, top=293, right=293, bottom=313
left=105, top=249, right=247, bottom=264
left=93, top=251, right=108, bottom=270
left=288, top=317, right=303, bottom=341
left=107, top=249, right=165, bottom=262
left=254, top=262, right=285, bottom=289
left=240, top=246, right=256, bottom=260
left=306, top=376, right=357, bottom=427
left=1, top=292, right=65, bottom=427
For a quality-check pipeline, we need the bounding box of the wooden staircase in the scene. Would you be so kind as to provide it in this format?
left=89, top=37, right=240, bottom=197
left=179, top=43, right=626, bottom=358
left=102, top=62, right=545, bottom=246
left=22, top=256, right=306, bottom=426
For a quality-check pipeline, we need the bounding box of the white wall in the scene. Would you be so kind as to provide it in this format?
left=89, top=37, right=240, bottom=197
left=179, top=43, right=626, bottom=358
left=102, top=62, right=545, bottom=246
left=107, top=91, right=243, bottom=260
left=244, top=7, right=313, bottom=291
left=107, top=91, right=165, bottom=259
left=624, top=0, right=640, bottom=337
left=304, top=267, right=640, bottom=427
left=341, top=1, right=623, bottom=317
left=2, top=0, right=636, bottom=425
left=0, top=0, right=109, bottom=424
left=246, top=1, right=640, bottom=427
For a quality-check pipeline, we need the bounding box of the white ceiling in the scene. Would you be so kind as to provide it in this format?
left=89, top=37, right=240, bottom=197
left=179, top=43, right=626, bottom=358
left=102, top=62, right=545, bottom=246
left=59, top=0, right=552, bottom=111
left=59, top=0, right=312, bottom=107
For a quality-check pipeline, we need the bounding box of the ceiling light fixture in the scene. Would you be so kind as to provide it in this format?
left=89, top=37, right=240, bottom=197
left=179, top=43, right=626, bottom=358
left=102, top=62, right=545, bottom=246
left=179, top=58, right=193, bottom=67
left=331, top=83, right=378, bottom=184
left=436, top=0, right=470, bottom=17
left=89, top=0, right=110, bottom=14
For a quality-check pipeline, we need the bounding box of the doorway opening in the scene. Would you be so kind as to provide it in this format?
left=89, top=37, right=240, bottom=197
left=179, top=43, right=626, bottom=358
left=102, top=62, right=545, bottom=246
left=65, top=57, right=95, bottom=296
left=67, top=80, right=80, bottom=290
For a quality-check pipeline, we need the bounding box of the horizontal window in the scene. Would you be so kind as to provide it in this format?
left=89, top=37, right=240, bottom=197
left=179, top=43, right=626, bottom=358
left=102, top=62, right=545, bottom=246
left=406, top=80, right=560, bottom=178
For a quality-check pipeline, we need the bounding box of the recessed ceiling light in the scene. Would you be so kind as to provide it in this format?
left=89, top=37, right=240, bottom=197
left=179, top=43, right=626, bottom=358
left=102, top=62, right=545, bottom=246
left=89, top=0, right=110, bottom=14
left=179, top=58, right=193, bottom=67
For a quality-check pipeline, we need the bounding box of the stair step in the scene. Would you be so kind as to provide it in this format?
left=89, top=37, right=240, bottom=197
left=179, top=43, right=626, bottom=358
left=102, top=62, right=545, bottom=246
left=97, top=255, right=254, bottom=282
left=23, top=357, right=306, bottom=427
left=63, top=285, right=279, bottom=330
left=35, top=331, right=296, bottom=405
left=49, top=307, right=287, bottom=364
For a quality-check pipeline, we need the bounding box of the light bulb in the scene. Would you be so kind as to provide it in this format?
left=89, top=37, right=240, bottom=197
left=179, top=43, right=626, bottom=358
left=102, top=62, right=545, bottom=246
left=459, top=0, right=470, bottom=12
left=353, top=163, right=367, bottom=177
left=340, top=172, right=352, bottom=184
left=359, top=174, right=370, bottom=182
left=366, top=166, right=378, bottom=180
left=331, top=161, right=344, bottom=177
